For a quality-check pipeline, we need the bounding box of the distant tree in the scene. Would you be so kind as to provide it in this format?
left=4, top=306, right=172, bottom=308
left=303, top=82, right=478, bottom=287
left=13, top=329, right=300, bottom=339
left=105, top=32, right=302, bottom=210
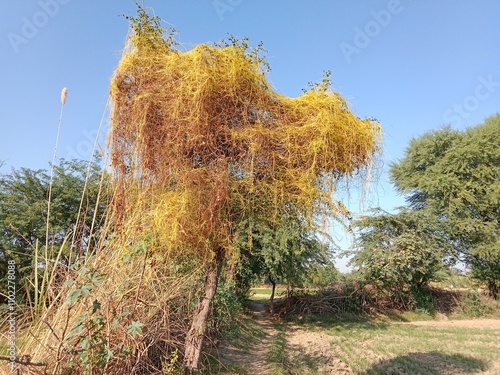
left=0, top=158, right=106, bottom=304
left=390, top=114, right=500, bottom=298
left=303, top=261, right=339, bottom=289
left=350, top=209, right=449, bottom=300
left=234, top=217, right=334, bottom=312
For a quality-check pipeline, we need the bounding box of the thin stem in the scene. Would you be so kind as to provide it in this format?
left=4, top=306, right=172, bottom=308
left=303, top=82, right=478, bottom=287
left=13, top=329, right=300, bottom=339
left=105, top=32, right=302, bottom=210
left=41, top=91, right=66, bottom=305
left=69, top=97, right=109, bottom=261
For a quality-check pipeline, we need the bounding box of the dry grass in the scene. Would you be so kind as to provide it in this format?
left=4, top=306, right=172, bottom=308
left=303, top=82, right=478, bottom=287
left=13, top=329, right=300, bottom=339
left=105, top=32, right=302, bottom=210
left=2, top=242, right=204, bottom=374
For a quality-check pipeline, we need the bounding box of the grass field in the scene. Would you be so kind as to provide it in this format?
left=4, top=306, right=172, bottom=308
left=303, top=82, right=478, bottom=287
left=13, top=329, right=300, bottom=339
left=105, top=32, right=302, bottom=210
left=250, top=287, right=288, bottom=296
left=220, top=315, right=500, bottom=374
left=217, top=290, right=500, bottom=375
left=249, top=287, right=288, bottom=301
left=284, top=316, right=500, bottom=374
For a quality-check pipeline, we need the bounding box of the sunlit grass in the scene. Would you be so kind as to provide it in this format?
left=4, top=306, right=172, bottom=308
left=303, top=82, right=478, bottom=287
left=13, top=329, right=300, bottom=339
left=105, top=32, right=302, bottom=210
left=294, top=316, right=499, bottom=374
left=250, top=287, right=287, bottom=296
left=267, top=323, right=288, bottom=375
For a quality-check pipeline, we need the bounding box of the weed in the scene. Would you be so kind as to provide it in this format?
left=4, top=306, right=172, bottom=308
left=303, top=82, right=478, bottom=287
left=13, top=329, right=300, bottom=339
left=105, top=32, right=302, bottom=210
left=453, top=289, right=498, bottom=318
left=411, top=287, right=437, bottom=315
left=267, top=325, right=288, bottom=374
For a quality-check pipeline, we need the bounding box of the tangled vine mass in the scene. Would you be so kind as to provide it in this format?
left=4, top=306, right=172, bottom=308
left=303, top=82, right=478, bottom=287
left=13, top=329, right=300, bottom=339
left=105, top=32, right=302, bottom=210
left=109, top=11, right=381, bottom=263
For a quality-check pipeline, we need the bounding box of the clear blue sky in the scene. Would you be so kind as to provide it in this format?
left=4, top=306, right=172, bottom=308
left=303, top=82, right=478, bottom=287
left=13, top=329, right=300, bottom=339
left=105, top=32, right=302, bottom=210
left=1, top=1, right=499, bottom=269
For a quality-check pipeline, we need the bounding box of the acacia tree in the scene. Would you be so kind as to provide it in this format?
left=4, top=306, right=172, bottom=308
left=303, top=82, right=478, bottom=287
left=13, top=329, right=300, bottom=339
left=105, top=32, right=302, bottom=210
left=0, top=159, right=105, bottom=304
left=390, top=115, right=500, bottom=298
left=350, top=209, right=450, bottom=302
left=234, top=217, right=333, bottom=312
left=109, top=9, right=380, bottom=373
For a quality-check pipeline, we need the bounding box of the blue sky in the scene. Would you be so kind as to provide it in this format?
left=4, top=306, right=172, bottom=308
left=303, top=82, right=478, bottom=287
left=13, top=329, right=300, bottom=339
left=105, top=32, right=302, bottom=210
left=1, top=1, right=499, bottom=269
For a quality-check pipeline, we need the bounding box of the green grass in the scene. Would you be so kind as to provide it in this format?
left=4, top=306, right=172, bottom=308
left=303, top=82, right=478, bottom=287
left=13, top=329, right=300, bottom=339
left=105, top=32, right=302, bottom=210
left=292, top=315, right=499, bottom=374
left=267, top=323, right=288, bottom=374
left=250, top=287, right=287, bottom=296
left=215, top=289, right=500, bottom=374
left=249, top=287, right=288, bottom=301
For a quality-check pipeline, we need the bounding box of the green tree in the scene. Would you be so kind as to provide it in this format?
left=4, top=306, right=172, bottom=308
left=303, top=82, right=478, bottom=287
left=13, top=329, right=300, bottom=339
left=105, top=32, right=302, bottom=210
left=234, top=217, right=334, bottom=312
left=390, top=114, right=500, bottom=298
left=0, top=158, right=106, bottom=304
left=350, top=209, right=449, bottom=302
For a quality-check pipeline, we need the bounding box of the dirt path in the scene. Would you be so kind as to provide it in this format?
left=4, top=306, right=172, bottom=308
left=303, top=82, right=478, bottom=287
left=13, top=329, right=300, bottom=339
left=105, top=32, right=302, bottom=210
left=219, top=300, right=354, bottom=374
left=218, top=299, right=279, bottom=374
left=219, top=304, right=500, bottom=374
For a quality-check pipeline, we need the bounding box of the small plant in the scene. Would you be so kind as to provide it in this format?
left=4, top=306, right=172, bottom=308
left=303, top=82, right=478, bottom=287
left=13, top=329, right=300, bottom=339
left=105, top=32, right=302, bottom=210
left=162, top=348, right=183, bottom=374
left=64, top=301, right=111, bottom=374
left=456, top=290, right=492, bottom=318
left=411, top=287, right=437, bottom=315
left=341, top=284, right=363, bottom=314
left=210, top=280, right=243, bottom=335
left=62, top=270, right=112, bottom=374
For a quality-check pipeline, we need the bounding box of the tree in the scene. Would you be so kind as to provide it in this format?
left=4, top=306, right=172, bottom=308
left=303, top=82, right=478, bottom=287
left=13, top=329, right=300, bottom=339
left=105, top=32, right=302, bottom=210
left=234, top=217, right=334, bottom=312
left=109, top=8, right=380, bottom=372
left=350, top=209, right=449, bottom=302
left=390, top=114, right=500, bottom=298
left=0, top=158, right=106, bottom=304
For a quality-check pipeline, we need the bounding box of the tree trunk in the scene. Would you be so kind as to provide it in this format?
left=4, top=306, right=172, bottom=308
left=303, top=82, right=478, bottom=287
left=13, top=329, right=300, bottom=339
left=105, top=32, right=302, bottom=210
left=269, top=275, right=276, bottom=314
left=184, top=249, right=225, bottom=374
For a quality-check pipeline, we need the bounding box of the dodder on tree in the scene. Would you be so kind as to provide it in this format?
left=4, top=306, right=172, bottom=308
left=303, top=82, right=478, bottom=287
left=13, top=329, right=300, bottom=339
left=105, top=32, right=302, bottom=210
left=108, top=9, right=381, bottom=373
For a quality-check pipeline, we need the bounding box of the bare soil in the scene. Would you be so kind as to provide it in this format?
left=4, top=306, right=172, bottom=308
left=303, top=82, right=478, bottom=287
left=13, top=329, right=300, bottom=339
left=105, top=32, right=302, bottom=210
left=286, top=327, right=354, bottom=374
left=219, top=299, right=355, bottom=374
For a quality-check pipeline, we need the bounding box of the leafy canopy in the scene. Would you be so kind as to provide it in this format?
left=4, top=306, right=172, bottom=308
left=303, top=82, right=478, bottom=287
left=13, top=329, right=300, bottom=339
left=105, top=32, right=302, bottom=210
left=350, top=209, right=449, bottom=294
left=390, top=114, right=500, bottom=297
left=234, top=217, right=334, bottom=295
left=0, top=159, right=105, bottom=302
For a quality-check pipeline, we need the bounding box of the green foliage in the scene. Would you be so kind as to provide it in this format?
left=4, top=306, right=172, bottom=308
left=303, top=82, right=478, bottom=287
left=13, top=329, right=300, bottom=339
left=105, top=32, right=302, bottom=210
left=340, top=283, right=363, bottom=314
left=127, top=320, right=144, bottom=338
left=64, top=271, right=110, bottom=374
left=162, top=348, right=183, bottom=374
left=210, top=279, right=243, bottom=334
left=390, top=114, right=500, bottom=298
left=62, top=267, right=147, bottom=374
left=234, top=217, right=333, bottom=298
left=350, top=209, right=448, bottom=299
left=435, top=267, right=476, bottom=289
left=455, top=290, right=497, bottom=318
left=0, top=158, right=106, bottom=304
left=469, top=242, right=500, bottom=299
left=303, top=261, right=339, bottom=289
left=123, top=3, right=177, bottom=52
left=411, top=287, right=437, bottom=314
